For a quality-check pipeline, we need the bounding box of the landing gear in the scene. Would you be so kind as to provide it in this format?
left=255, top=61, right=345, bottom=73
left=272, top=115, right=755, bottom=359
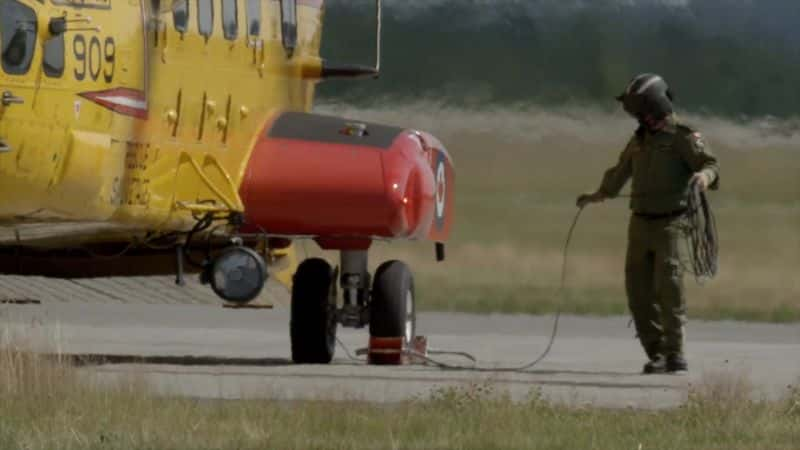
left=370, top=261, right=415, bottom=345
left=337, top=250, right=371, bottom=329
left=289, top=252, right=416, bottom=365
left=290, top=258, right=337, bottom=364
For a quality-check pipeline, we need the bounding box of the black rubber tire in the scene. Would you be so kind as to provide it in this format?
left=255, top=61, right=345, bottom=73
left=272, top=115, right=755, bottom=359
left=290, top=258, right=336, bottom=364
left=370, top=261, right=415, bottom=342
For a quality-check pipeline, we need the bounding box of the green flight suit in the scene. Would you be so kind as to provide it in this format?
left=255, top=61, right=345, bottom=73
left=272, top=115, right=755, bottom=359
left=596, top=115, right=719, bottom=359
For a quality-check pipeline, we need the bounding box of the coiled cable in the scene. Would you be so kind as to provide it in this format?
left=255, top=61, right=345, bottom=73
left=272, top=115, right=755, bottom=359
left=683, top=184, right=719, bottom=280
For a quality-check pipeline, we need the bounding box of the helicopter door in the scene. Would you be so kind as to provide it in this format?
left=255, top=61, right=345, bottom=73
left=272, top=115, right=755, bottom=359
left=0, top=0, right=38, bottom=156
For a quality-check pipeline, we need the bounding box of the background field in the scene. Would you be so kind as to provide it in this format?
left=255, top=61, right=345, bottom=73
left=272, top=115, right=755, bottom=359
left=313, top=0, right=800, bottom=323
left=314, top=103, right=800, bottom=322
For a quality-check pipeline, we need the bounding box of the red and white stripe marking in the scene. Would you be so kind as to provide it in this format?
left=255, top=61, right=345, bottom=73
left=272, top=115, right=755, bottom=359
left=79, top=88, right=148, bottom=119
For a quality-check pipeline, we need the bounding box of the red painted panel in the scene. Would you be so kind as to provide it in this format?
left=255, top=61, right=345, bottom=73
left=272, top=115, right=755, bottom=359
left=239, top=113, right=455, bottom=249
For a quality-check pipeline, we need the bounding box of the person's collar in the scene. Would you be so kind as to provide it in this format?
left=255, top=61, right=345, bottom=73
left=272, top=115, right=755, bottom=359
left=644, top=114, right=677, bottom=135
left=662, top=114, right=678, bottom=134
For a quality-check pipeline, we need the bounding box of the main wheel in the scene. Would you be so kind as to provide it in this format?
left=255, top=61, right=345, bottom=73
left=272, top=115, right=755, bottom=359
left=291, top=258, right=337, bottom=364
left=370, top=261, right=415, bottom=344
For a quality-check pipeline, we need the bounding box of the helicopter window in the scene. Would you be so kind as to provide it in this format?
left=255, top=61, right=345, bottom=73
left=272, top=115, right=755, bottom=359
left=197, top=0, right=213, bottom=38
left=173, top=0, right=189, bottom=33
left=43, top=34, right=65, bottom=78
left=280, top=0, right=297, bottom=56
left=245, top=0, right=260, bottom=36
left=221, top=0, right=237, bottom=40
left=0, top=0, right=37, bottom=76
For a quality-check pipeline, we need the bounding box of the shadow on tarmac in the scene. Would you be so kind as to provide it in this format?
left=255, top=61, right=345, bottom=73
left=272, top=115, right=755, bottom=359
left=43, top=353, right=294, bottom=367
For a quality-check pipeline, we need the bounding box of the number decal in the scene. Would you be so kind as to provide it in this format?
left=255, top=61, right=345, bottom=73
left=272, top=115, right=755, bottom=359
left=89, top=36, right=102, bottom=80
left=73, top=35, right=87, bottom=81
left=103, top=37, right=116, bottom=83
left=72, top=34, right=116, bottom=83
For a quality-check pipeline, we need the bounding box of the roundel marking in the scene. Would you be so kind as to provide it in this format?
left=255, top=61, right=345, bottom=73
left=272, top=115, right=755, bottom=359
left=435, top=155, right=446, bottom=221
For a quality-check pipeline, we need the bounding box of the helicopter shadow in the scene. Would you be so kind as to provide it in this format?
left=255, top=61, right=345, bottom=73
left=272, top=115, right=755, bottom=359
left=41, top=353, right=295, bottom=368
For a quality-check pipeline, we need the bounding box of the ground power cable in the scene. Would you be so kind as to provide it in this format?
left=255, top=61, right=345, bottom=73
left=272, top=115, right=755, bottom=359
left=399, top=205, right=585, bottom=372
left=336, top=205, right=586, bottom=373
left=336, top=184, right=717, bottom=372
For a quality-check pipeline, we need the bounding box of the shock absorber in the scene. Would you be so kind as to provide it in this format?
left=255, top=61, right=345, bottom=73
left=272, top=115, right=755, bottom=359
left=339, top=250, right=370, bottom=328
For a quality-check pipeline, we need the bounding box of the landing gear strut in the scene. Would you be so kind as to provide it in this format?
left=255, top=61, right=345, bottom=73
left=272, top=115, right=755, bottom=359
left=289, top=251, right=416, bottom=365
left=338, top=250, right=371, bottom=329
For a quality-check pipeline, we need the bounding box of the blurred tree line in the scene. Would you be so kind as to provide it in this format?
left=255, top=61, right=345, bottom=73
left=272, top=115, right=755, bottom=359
left=317, top=0, right=800, bottom=118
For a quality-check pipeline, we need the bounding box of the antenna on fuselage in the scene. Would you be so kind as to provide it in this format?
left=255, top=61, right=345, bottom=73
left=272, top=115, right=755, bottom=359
left=48, top=15, right=101, bottom=36
left=374, top=0, right=382, bottom=75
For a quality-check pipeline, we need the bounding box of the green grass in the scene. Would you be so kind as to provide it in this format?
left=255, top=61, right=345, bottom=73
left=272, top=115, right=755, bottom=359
left=413, top=280, right=800, bottom=323
left=1, top=348, right=798, bottom=449
left=317, top=104, right=800, bottom=323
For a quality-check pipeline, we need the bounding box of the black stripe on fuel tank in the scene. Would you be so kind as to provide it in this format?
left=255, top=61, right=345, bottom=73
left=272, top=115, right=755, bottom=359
left=268, top=112, right=405, bottom=149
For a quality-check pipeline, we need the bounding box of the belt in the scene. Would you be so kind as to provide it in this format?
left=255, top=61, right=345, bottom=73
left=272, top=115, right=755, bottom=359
left=633, top=209, right=687, bottom=220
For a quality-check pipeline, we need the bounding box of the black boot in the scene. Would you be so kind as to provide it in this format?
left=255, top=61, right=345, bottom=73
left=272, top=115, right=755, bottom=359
left=666, top=354, right=688, bottom=374
left=642, top=354, right=667, bottom=374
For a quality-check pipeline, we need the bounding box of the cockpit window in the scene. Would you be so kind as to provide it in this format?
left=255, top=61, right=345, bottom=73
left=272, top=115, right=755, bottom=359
left=173, top=0, right=189, bottom=33
left=246, top=0, right=260, bottom=36
left=0, top=0, right=37, bottom=75
left=221, top=0, right=237, bottom=41
left=197, top=0, right=213, bottom=38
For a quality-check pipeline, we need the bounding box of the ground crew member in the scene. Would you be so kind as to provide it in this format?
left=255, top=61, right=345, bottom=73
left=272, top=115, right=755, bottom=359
left=576, top=74, right=719, bottom=374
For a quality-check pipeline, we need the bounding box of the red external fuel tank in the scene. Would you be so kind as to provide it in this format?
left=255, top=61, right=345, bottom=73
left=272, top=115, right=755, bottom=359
left=239, top=112, right=454, bottom=249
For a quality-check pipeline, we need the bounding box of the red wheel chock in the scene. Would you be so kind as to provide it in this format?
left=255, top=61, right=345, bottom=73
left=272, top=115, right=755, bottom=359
left=367, top=336, right=428, bottom=365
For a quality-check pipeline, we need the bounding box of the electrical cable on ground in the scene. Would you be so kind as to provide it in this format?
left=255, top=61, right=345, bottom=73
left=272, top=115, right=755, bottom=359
left=336, top=205, right=586, bottom=372
left=337, top=185, right=718, bottom=372
left=399, top=205, right=585, bottom=372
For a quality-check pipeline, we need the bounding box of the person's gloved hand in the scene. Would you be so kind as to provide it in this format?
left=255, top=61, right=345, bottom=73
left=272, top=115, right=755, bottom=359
left=690, top=171, right=711, bottom=192
left=576, top=191, right=605, bottom=208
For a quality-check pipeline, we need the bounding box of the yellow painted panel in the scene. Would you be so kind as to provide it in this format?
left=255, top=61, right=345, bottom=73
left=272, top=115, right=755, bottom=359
left=51, top=130, right=123, bottom=220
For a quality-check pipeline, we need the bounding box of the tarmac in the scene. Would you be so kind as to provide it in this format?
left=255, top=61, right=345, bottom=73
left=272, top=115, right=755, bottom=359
left=1, top=276, right=797, bottom=409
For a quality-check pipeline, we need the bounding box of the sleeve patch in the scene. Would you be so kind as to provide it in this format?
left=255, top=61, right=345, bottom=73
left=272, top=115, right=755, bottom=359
left=691, top=132, right=706, bottom=149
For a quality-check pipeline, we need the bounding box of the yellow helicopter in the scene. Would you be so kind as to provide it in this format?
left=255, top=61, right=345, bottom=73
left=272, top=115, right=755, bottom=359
left=0, top=0, right=454, bottom=363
